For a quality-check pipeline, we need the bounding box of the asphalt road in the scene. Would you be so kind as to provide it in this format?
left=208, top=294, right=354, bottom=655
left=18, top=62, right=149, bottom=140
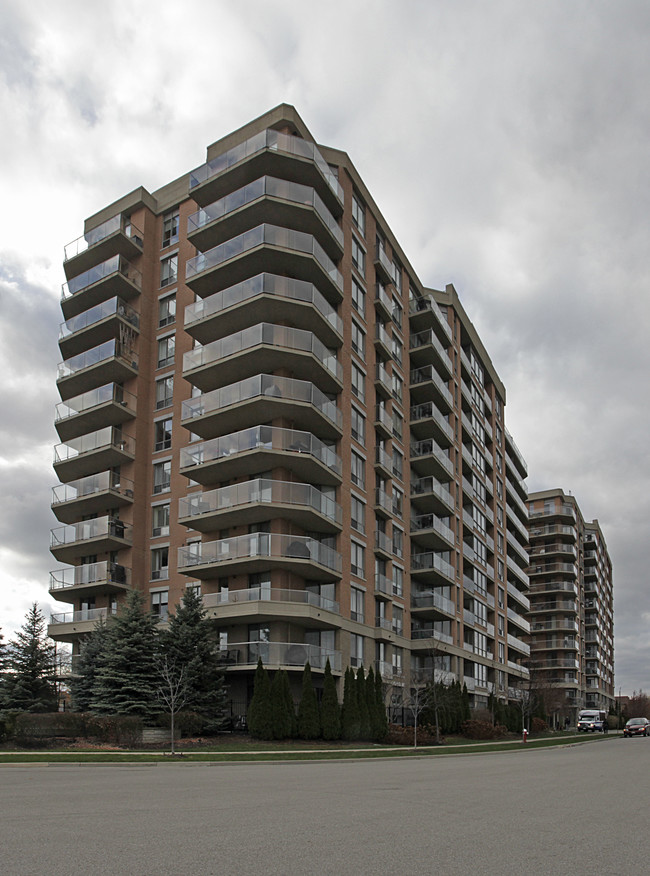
left=2, top=738, right=647, bottom=875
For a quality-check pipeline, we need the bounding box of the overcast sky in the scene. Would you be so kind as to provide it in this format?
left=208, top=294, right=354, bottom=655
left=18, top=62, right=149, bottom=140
left=1, top=0, right=648, bottom=694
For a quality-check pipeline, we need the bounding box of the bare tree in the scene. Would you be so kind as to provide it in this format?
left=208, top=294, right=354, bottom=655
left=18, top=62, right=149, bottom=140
left=156, top=656, right=187, bottom=755
left=404, top=682, right=430, bottom=748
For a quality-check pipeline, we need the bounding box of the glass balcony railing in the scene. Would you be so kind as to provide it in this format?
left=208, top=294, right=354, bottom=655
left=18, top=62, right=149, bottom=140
left=202, top=587, right=339, bottom=615
left=62, top=255, right=142, bottom=299
left=57, top=339, right=138, bottom=381
left=189, top=128, right=344, bottom=204
left=409, top=402, right=454, bottom=440
left=50, top=607, right=110, bottom=625
left=411, top=552, right=455, bottom=581
left=213, top=640, right=341, bottom=672
left=181, top=373, right=341, bottom=429
left=54, top=427, right=134, bottom=465
left=184, top=273, right=342, bottom=337
left=52, top=471, right=134, bottom=506
left=409, top=366, right=453, bottom=405
left=50, top=561, right=131, bottom=591
left=50, top=515, right=132, bottom=549
left=180, top=425, right=341, bottom=476
left=183, top=323, right=341, bottom=383
left=179, top=478, right=341, bottom=525
left=178, top=533, right=341, bottom=574
left=410, top=439, right=454, bottom=476
left=188, top=176, right=343, bottom=247
left=410, top=476, right=454, bottom=508
left=408, top=296, right=453, bottom=340
left=410, top=514, right=454, bottom=543
left=59, top=297, right=139, bottom=341
left=64, top=216, right=143, bottom=261
left=411, top=588, right=455, bottom=616
left=55, top=383, right=136, bottom=423
left=185, top=224, right=343, bottom=294
left=409, top=329, right=452, bottom=370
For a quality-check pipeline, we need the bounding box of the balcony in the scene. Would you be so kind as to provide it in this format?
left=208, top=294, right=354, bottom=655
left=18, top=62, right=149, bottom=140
left=188, top=128, right=344, bottom=217
left=55, top=383, right=136, bottom=443
left=506, top=608, right=530, bottom=635
left=59, top=297, right=140, bottom=359
left=409, top=401, right=454, bottom=446
left=374, top=573, right=393, bottom=599
left=506, top=555, right=529, bottom=588
left=374, top=529, right=392, bottom=558
left=202, top=587, right=339, bottom=621
left=507, top=633, right=530, bottom=657
left=410, top=513, right=454, bottom=550
left=57, top=340, right=138, bottom=400
left=64, top=215, right=143, bottom=278
left=184, top=272, right=342, bottom=348
left=177, top=533, right=341, bottom=581
left=61, top=255, right=141, bottom=320
left=185, top=224, right=343, bottom=304
left=53, top=427, right=134, bottom=482
left=181, top=373, right=341, bottom=441
left=506, top=580, right=530, bottom=611
left=529, top=503, right=576, bottom=523
left=504, top=427, right=528, bottom=478
left=409, top=365, right=453, bottom=411
left=178, top=479, right=342, bottom=534
left=411, top=589, right=456, bottom=618
left=409, top=438, right=454, bottom=480
left=374, top=405, right=392, bottom=438
left=374, top=323, right=392, bottom=359
left=374, top=244, right=395, bottom=285
left=180, top=425, right=341, bottom=487
left=187, top=176, right=343, bottom=260
left=50, top=516, right=132, bottom=564
left=52, top=471, right=134, bottom=523
left=530, top=618, right=579, bottom=633
left=49, top=561, right=131, bottom=600
left=410, top=476, right=454, bottom=515
left=375, top=362, right=391, bottom=398
left=528, top=542, right=577, bottom=560
left=215, top=640, right=341, bottom=673
left=374, top=446, right=392, bottom=478
left=182, top=322, right=341, bottom=394
left=374, top=489, right=393, bottom=519
left=411, top=552, right=455, bottom=586
left=374, top=283, right=392, bottom=320
left=528, top=598, right=577, bottom=614
left=408, top=330, right=453, bottom=377
left=49, top=607, right=112, bottom=640
left=528, top=561, right=577, bottom=578
left=408, top=295, right=453, bottom=343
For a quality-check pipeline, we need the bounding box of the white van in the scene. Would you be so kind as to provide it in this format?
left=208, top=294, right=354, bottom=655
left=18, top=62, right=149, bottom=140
left=577, top=709, right=607, bottom=732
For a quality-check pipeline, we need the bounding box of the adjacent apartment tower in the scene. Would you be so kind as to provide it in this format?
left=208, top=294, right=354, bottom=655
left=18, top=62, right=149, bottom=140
left=50, top=104, right=531, bottom=718
left=527, top=489, right=614, bottom=721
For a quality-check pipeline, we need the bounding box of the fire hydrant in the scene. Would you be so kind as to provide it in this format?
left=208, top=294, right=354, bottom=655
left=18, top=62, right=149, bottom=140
left=522, top=728, right=528, bottom=744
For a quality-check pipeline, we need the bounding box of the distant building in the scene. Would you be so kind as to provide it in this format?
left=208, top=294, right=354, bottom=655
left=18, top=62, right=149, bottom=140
left=49, top=104, right=530, bottom=719
left=527, top=489, right=614, bottom=721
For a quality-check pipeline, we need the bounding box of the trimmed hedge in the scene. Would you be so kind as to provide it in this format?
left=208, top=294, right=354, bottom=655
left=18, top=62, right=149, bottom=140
left=12, top=712, right=144, bottom=747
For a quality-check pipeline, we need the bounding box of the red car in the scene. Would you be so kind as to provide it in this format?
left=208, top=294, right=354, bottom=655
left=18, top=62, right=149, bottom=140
left=623, top=717, right=650, bottom=737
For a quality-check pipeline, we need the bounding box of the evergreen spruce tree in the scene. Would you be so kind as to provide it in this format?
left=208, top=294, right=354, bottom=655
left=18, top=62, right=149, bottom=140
left=0, top=627, right=8, bottom=704
left=374, top=667, right=388, bottom=740
left=91, top=591, right=159, bottom=720
left=270, top=670, right=292, bottom=739
left=2, top=604, right=57, bottom=712
left=297, top=662, right=320, bottom=740
left=247, top=658, right=273, bottom=739
left=280, top=670, right=297, bottom=738
left=69, top=620, right=110, bottom=712
left=341, top=666, right=360, bottom=740
left=320, top=659, right=341, bottom=741
left=356, top=667, right=371, bottom=740
left=160, top=588, right=227, bottom=730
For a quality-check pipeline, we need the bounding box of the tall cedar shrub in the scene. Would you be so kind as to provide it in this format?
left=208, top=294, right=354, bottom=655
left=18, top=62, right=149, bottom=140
left=297, top=662, right=320, bottom=740
left=356, top=667, right=371, bottom=740
left=320, top=659, right=341, bottom=740
left=374, top=668, right=388, bottom=741
left=270, top=670, right=292, bottom=739
left=160, top=588, right=227, bottom=730
left=247, top=658, right=273, bottom=739
left=90, top=591, right=159, bottom=720
left=341, top=666, right=360, bottom=740
left=2, top=604, right=57, bottom=712
left=281, top=670, right=297, bottom=738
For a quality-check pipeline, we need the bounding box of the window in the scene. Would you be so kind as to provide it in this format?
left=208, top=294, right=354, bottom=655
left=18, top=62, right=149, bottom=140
left=392, top=448, right=403, bottom=481
left=392, top=486, right=403, bottom=518
left=154, top=418, right=173, bottom=452
left=351, top=541, right=365, bottom=578
left=470, top=349, right=484, bottom=384
left=392, top=260, right=402, bottom=293
left=151, top=548, right=169, bottom=581
left=392, top=646, right=403, bottom=675
left=160, top=254, right=178, bottom=288
left=391, top=297, right=403, bottom=330
left=351, top=278, right=365, bottom=317
left=351, top=407, right=365, bottom=444
left=474, top=537, right=487, bottom=564
left=158, top=294, right=176, bottom=328
left=151, top=588, right=169, bottom=619
left=153, top=460, right=171, bottom=494
left=497, top=559, right=504, bottom=581
left=351, top=237, right=365, bottom=275
left=162, top=209, right=179, bottom=248
left=351, top=194, right=365, bottom=236
left=350, top=495, right=366, bottom=534
left=391, top=372, right=403, bottom=404
left=473, top=506, right=486, bottom=534
left=392, top=605, right=403, bottom=636
left=392, top=565, right=403, bottom=597
left=472, top=474, right=486, bottom=504
left=498, top=642, right=505, bottom=663
left=392, top=527, right=403, bottom=558
left=391, top=334, right=403, bottom=366
left=495, top=452, right=503, bottom=474
left=472, top=442, right=486, bottom=475
left=496, top=478, right=503, bottom=500
left=152, top=503, right=170, bottom=537
left=157, top=335, right=175, bottom=368
left=498, top=587, right=505, bottom=609
left=391, top=408, right=403, bottom=441
left=498, top=614, right=505, bottom=635
left=351, top=320, right=365, bottom=357
left=475, top=662, right=487, bottom=685
left=351, top=587, right=365, bottom=623
left=156, top=375, right=174, bottom=410
left=497, top=533, right=504, bottom=555
left=474, top=600, right=487, bottom=626
left=351, top=363, right=365, bottom=403
left=350, top=633, right=364, bottom=668
left=351, top=451, right=365, bottom=490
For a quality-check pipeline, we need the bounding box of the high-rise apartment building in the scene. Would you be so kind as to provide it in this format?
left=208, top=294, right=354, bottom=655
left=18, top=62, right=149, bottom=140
left=527, top=489, right=614, bottom=721
left=49, top=104, right=531, bottom=718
